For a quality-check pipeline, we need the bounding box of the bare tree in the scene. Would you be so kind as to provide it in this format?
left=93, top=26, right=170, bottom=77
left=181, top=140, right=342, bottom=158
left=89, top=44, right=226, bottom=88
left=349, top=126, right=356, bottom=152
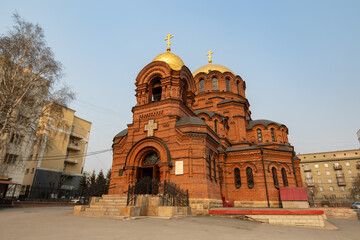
left=0, top=13, right=75, bottom=148
left=351, top=174, right=360, bottom=201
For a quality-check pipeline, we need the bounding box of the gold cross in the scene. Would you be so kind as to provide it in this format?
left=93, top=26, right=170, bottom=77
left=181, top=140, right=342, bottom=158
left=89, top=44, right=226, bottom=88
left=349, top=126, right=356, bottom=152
left=144, top=119, right=158, bottom=137
left=207, top=50, right=214, bottom=64
left=164, top=34, right=174, bottom=52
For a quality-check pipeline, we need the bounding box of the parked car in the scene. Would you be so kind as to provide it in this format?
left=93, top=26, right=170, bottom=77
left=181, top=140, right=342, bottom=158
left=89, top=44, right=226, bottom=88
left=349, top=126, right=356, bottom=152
left=351, top=202, right=360, bottom=209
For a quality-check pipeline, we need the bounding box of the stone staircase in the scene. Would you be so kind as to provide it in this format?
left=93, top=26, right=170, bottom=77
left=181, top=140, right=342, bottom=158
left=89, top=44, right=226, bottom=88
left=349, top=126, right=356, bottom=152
left=74, top=195, right=128, bottom=220
left=74, top=194, right=191, bottom=219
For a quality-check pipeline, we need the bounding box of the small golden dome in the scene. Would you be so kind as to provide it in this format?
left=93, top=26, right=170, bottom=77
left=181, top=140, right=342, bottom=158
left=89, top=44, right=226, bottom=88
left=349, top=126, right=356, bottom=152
left=152, top=52, right=184, bottom=71
left=193, top=64, right=235, bottom=76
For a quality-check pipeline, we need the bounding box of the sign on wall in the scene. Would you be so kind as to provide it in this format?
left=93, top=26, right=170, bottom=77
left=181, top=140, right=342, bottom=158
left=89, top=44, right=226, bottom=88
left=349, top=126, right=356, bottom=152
left=175, top=161, right=183, bottom=175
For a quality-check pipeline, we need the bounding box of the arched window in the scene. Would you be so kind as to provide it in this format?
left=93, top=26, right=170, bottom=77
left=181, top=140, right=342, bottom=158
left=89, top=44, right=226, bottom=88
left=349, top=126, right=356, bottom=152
left=272, top=167, right=279, bottom=189
left=214, top=120, right=218, bottom=134
left=143, top=152, right=160, bottom=165
left=207, top=156, right=212, bottom=180
left=234, top=168, right=241, bottom=189
left=199, top=78, right=204, bottom=93
left=236, top=81, right=240, bottom=94
left=212, top=77, right=218, bottom=90
left=226, top=78, right=230, bottom=92
left=257, top=129, right=262, bottom=142
left=213, top=158, right=216, bottom=181
left=246, top=167, right=254, bottom=189
left=281, top=168, right=288, bottom=187
left=271, top=128, right=276, bottom=142
left=151, top=80, right=162, bottom=102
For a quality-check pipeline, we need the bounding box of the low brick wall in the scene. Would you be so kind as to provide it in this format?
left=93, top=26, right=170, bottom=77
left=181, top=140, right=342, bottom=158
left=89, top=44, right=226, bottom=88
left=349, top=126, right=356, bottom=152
left=209, top=208, right=326, bottom=228
left=315, top=208, right=358, bottom=219
left=189, top=198, right=223, bottom=215
left=248, top=214, right=325, bottom=227
left=12, top=201, right=75, bottom=208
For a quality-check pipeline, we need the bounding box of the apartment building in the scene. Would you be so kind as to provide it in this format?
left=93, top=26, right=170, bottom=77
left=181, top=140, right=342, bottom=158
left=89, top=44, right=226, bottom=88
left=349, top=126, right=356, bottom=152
left=21, top=103, right=91, bottom=199
left=298, top=149, right=360, bottom=207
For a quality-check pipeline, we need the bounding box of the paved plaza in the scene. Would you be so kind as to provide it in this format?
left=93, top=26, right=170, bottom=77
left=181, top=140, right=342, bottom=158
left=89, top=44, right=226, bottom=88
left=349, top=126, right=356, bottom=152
left=0, top=207, right=359, bottom=240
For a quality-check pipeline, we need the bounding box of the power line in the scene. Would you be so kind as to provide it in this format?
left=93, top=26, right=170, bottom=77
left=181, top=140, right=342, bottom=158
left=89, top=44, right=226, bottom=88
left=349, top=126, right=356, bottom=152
left=1, top=149, right=112, bottom=162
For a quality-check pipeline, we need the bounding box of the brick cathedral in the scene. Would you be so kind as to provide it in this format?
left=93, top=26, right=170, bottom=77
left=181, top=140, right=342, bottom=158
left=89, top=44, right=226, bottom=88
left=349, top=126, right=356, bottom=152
left=109, top=36, right=303, bottom=214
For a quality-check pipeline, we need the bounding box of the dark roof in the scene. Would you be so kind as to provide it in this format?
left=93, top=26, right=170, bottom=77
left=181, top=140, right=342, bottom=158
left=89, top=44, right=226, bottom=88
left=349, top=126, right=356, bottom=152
left=246, top=119, right=286, bottom=130
left=194, top=110, right=225, bottom=119
left=175, top=116, right=207, bottom=127
left=225, top=146, right=260, bottom=152
left=218, top=99, right=244, bottom=105
left=278, top=145, right=293, bottom=152
left=114, top=128, right=128, bottom=138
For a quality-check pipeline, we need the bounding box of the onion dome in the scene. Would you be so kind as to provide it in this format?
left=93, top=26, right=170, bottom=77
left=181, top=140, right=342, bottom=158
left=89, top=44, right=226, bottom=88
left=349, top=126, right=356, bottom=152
left=193, top=64, right=235, bottom=76
left=152, top=52, right=184, bottom=71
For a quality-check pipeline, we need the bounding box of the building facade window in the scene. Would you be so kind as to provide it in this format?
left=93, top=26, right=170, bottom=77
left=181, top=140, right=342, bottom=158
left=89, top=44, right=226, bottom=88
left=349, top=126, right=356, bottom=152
left=346, top=162, right=350, bottom=166
left=234, top=168, right=241, bottom=189
left=236, top=81, right=240, bottom=94
left=4, top=154, right=18, bottom=164
left=315, top=164, right=319, bottom=168
left=246, top=167, right=254, bottom=189
left=330, top=186, right=334, bottom=191
left=151, top=80, right=162, bottom=102
left=199, top=78, right=204, bottom=93
left=272, top=167, right=279, bottom=189
left=316, top=171, right=321, bottom=176
left=328, top=178, right=332, bottom=183
left=326, top=171, right=330, bottom=175
left=213, top=158, right=216, bottom=181
left=348, top=169, right=352, bottom=174
left=318, top=179, right=322, bottom=183
left=281, top=168, right=288, bottom=187
left=212, top=77, right=218, bottom=90
left=324, top=163, right=329, bottom=168
left=271, top=128, right=276, bottom=142
left=207, top=156, right=212, bottom=180
left=225, top=78, right=230, bottom=92
left=319, top=187, right=324, bottom=191
left=257, top=129, right=263, bottom=142
left=214, top=120, right=218, bottom=134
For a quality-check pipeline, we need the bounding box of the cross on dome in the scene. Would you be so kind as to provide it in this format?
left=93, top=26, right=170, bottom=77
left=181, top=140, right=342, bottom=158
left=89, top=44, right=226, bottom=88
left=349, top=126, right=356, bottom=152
left=206, top=50, right=214, bottom=64
left=164, top=34, right=174, bottom=52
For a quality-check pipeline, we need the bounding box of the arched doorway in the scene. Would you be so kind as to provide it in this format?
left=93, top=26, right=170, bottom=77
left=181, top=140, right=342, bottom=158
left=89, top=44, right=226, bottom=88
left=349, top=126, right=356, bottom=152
left=136, top=151, right=160, bottom=182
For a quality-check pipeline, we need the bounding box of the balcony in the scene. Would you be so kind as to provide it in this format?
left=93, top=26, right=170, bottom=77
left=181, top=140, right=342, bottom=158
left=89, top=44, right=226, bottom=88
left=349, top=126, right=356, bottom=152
left=336, top=173, right=346, bottom=186
left=67, top=142, right=81, bottom=151
left=306, top=182, right=315, bottom=187
left=70, top=131, right=83, bottom=139
left=333, top=164, right=342, bottom=170
left=64, top=158, right=78, bottom=164
left=306, top=178, right=314, bottom=187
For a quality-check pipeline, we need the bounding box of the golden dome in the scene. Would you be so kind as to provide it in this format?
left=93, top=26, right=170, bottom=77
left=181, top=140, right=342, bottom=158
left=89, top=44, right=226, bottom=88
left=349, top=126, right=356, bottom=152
left=193, top=64, right=235, bottom=76
left=152, top=52, right=184, bottom=71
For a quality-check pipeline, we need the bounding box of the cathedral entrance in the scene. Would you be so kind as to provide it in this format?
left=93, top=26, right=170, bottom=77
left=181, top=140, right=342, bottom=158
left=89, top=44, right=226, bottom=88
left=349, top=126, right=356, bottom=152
left=135, top=151, right=160, bottom=194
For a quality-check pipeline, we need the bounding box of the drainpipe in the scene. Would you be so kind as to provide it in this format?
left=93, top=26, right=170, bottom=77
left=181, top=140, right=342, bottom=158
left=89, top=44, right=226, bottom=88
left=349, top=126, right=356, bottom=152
left=261, top=148, right=270, bottom=207
left=292, top=151, right=299, bottom=187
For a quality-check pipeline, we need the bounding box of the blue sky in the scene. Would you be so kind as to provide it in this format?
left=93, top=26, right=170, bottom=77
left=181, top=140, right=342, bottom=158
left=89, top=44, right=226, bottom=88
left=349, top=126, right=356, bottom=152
left=1, top=0, right=359, bottom=172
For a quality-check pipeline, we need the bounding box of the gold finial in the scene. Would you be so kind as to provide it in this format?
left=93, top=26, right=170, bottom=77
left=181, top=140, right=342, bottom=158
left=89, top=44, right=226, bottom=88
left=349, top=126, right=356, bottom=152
left=207, top=50, right=214, bottom=64
left=164, top=34, right=174, bottom=52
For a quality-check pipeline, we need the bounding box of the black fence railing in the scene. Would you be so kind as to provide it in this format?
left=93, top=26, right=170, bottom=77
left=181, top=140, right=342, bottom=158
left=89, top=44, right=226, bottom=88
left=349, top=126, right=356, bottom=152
left=126, top=178, right=189, bottom=207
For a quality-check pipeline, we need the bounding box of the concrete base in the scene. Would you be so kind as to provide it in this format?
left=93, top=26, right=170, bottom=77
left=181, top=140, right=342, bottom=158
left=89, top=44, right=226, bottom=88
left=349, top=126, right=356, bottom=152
left=74, top=194, right=191, bottom=219
left=120, top=206, right=142, bottom=217
left=282, top=201, right=310, bottom=209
